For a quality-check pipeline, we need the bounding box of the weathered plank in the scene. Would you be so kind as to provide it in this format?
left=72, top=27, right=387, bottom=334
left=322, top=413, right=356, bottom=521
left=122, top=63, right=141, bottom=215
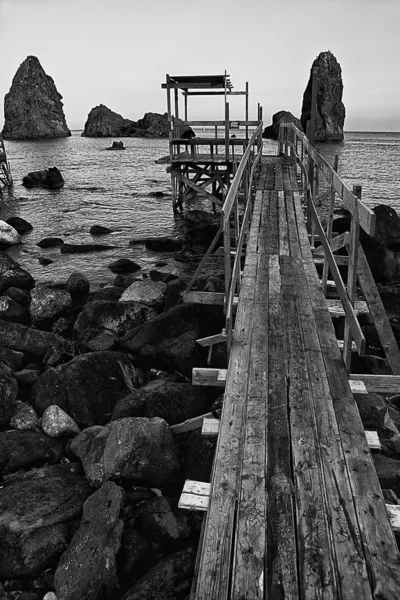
left=348, top=374, right=400, bottom=394
left=201, top=418, right=220, bottom=435
left=192, top=368, right=227, bottom=387
left=179, top=480, right=211, bottom=511
left=365, top=431, right=382, bottom=452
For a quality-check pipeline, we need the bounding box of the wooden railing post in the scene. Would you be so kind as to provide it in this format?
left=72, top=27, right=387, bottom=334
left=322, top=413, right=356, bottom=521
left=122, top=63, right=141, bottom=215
left=309, top=66, right=318, bottom=146
left=343, top=184, right=362, bottom=372
left=225, top=102, right=230, bottom=162
left=322, top=154, right=339, bottom=294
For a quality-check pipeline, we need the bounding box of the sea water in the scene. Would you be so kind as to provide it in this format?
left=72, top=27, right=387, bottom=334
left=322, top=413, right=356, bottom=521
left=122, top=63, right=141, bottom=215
left=0, top=131, right=399, bottom=288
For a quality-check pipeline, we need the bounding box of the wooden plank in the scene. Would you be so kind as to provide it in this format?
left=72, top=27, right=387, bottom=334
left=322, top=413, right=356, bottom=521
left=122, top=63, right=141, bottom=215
left=194, top=183, right=264, bottom=600
left=170, top=409, right=222, bottom=434
left=349, top=380, right=368, bottom=394
left=290, top=187, right=400, bottom=595
left=286, top=188, right=372, bottom=598
left=192, top=368, right=226, bottom=387
left=326, top=299, right=368, bottom=318
left=202, top=418, right=220, bottom=435
left=312, top=231, right=350, bottom=257
left=356, top=245, right=400, bottom=374
left=196, top=332, right=227, bottom=347
left=179, top=480, right=211, bottom=511
left=349, top=374, right=400, bottom=394
left=365, top=431, right=382, bottom=452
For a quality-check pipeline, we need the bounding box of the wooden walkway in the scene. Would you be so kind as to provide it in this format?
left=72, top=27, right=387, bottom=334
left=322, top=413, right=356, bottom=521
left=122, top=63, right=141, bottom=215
left=190, top=156, right=400, bottom=599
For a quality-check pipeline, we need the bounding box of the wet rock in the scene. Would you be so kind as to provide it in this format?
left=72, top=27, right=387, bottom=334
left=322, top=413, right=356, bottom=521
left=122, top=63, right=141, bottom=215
left=0, top=295, right=30, bottom=323
left=34, top=351, right=142, bottom=426
left=54, top=482, right=124, bottom=600
left=184, top=210, right=214, bottom=229
left=37, top=237, right=64, bottom=248
left=108, top=258, right=141, bottom=274
left=23, top=167, right=65, bottom=189
left=65, top=271, right=90, bottom=297
left=111, top=380, right=210, bottom=425
left=89, top=286, right=124, bottom=302
left=42, top=405, right=81, bottom=438
left=0, top=346, right=24, bottom=371
left=29, top=285, right=72, bottom=324
left=0, top=220, right=21, bottom=248
left=120, top=547, right=196, bottom=600
left=39, top=257, right=54, bottom=266
left=90, top=224, right=113, bottom=235
left=74, top=300, right=155, bottom=344
left=0, top=366, right=18, bottom=427
left=107, top=140, right=125, bottom=150
left=114, top=273, right=139, bottom=288
left=119, top=280, right=166, bottom=307
left=0, top=320, right=73, bottom=357
left=0, top=464, right=92, bottom=578
left=144, top=237, right=183, bottom=252
left=70, top=417, right=180, bottom=487
left=6, top=217, right=33, bottom=234
left=15, top=366, right=41, bottom=387
left=61, top=243, right=116, bottom=253
left=5, top=287, right=31, bottom=308
left=117, top=526, right=152, bottom=585
left=0, top=430, right=65, bottom=475
left=185, top=428, right=218, bottom=482
left=185, top=223, right=220, bottom=245
left=139, top=330, right=203, bottom=378
left=0, top=266, right=34, bottom=293
left=10, top=401, right=39, bottom=430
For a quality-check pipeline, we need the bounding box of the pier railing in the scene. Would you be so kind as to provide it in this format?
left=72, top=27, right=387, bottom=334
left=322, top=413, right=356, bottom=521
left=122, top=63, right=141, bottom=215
left=278, top=122, right=376, bottom=370
left=0, top=135, right=13, bottom=187
left=183, top=123, right=263, bottom=349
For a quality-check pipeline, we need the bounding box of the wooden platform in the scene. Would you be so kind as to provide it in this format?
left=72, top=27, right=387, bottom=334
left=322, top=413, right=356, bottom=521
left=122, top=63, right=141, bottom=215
left=190, top=157, right=400, bottom=599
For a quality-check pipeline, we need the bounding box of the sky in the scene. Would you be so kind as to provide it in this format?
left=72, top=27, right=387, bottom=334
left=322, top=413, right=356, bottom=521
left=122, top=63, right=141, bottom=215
left=0, top=0, right=399, bottom=132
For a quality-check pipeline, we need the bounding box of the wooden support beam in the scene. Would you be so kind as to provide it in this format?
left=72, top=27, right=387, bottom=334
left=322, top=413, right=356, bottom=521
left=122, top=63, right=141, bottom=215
left=326, top=299, right=368, bottom=318
left=196, top=332, right=227, bottom=347
left=201, top=418, right=220, bottom=435
left=192, top=368, right=227, bottom=387
left=169, top=409, right=222, bottom=434
left=313, top=232, right=350, bottom=257
left=168, top=169, right=223, bottom=206
left=348, top=379, right=368, bottom=394
left=349, top=374, right=400, bottom=394
left=365, top=431, right=382, bottom=452
left=179, top=480, right=211, bottom=511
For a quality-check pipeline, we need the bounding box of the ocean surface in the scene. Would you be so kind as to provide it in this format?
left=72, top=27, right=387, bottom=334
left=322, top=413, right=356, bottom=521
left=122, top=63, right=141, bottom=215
left=0, top=130, right=399, bottom=289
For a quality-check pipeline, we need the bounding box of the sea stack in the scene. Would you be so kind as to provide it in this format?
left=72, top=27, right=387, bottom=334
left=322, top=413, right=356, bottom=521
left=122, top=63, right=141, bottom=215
left=300, top=51, right=345, bottom=142
left=2, top=56, right=71, bottom=140
left=82, top=105, right=136, bottom=137
left=262, top=111, right=302, bottom=140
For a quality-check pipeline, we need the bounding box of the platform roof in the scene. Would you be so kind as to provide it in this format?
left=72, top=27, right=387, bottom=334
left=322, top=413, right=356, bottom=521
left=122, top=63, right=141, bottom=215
left=162, top=74, right=233, bottom=90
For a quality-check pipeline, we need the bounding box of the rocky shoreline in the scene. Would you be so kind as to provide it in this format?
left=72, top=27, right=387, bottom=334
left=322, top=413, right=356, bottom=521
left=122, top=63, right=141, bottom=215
left=2, top=202, right=400, bottom=598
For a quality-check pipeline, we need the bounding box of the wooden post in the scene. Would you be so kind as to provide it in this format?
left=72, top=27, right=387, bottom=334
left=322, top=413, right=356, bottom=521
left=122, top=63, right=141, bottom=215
left=309, top=66, right=318, bottom=145
left=184, top=92, right=188, bottom=121
left=343, top=184, right=362, bottom=372
left=245, top=81, right=249, bottom=142
left=225, top=102, right=230, bottom=162
left=322, top=154, right=339, bottom=293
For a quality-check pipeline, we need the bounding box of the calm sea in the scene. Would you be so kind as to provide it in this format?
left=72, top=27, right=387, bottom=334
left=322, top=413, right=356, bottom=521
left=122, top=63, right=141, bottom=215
left=0, top=130, right=399, bottom=288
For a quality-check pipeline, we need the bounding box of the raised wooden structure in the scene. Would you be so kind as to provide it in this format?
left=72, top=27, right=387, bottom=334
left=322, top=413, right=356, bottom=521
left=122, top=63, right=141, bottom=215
left=0, top=134, right=12, bottom=188
left=159, top=73, right=262, bottom=212
left=173, top=114, right=400, bottom=597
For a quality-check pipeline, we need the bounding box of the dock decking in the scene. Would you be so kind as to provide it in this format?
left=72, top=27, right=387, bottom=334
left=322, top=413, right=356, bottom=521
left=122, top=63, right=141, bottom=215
left=190, top=156, right=400, bottom=599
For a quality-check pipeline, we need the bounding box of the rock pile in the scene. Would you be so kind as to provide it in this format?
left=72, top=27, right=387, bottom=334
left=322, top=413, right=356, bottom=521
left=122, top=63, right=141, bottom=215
left=82, top=105, right=181, bottom=138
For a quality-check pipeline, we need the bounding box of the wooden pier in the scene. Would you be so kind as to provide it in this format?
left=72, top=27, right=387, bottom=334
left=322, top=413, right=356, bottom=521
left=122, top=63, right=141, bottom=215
left=0, top=134, right=13, bottom=188
left=160, top=75, right=400, bottom=597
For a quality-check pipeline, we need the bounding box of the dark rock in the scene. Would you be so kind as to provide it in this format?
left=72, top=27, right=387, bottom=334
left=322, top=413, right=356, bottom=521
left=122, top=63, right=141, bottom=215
left=145, top=237, right=183, bottom=252
left=184, top=210, right=214, bottom=229
left=106, top=140, right=125, bottom=150
left=23, top=167, right=64, bottom=189
left=0, top=366, right=18, bottom=428
left=300, top=51, right=345, bottom=142
left=70, top=417, right=180, bottom=487
left=82, top=105, right=137, bottom=138
left=139, top=330, right=203, bottom=378
left=373, top=454, right=400, bottom=498
left=39, top=257, right=54, bottom=266
left=135, top=112, right=171, bottom=138
left=6, top=287, right=31, bottom=307
left=114, top=273, right=139, bottom=289
left=34, top=351, right=142, bottom=426
left=117, top=527, right=152, bottom=585
left=120, top=548, right=196, bottom=600
left=0, top=464, right=92, bottom=578
left=10, top=401, right=39, bottom=430
left=65, top=271, right=90, bottom=297
left=89, top=286, right=124, bottom=302
left=37, top=237, right=64, bottom=248
left=185, top=224, right=220, bottom=245
left=111, top=380, right=210, bottom=425
left=0, top=346, right=24, bottom=371
left=263, top=111, right=302, bottom=140
left=54, top=482, right=124, bottom=600
left=15, top=366, right=41, bottom=388
left=90, top=225, right=113, bottom=235
left=108, top=258, right=141, bottom=274
left=0, top=320, right=72, bottom=356
left=147, top=191, right=166, bottom=197
left=3, top=56, right=71, bottom=140
left=29, top=285, right=72, bottom=324
left=61, top=243, right=116, bottom=254
left=74, top=300, right=154, bottom=344
left=0, top=267, right=34, bottom=293
left=0, top=430, right=65, bottom=475
left=185, top=428, right=218, bottom=482
left=0, top=296, right=30, bottom=323
left=6, top=217, right=33, bottom=234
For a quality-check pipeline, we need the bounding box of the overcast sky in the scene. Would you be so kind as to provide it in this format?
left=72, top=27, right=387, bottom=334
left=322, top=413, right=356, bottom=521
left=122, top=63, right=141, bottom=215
left=0, top=0, right=399, bottom=131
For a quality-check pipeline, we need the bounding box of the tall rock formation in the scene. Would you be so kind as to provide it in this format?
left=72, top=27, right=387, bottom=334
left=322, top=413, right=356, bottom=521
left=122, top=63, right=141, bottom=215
left=3, top=56, right=71, bottom=140
left=300, top=51, right=345, bottom=142
left=262, top=111, right=302, bottom=140
left=82, top=107, right=171, bottom=138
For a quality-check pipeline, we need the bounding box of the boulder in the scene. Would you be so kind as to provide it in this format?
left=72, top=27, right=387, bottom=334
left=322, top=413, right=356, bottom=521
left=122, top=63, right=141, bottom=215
left=120, top=548, right=196, bottom=600
left=5, top=286, right=31, bottom=307
left=29, top=285, right=72, bottom=324
left=107, top=140, right=125, bottom=150
left=108, top=258, right=141, bottom=274
left=34, top=351, right=143, bottom=426
left=41, top=405, right=81, bottom=438
left=61, top=242, right=116, bottom=253
left=54, top=482, right=124, bottom=600
left=111, top=380, right=210, bottom=425
left=65, top=271, right=90, bottom=297
left=0, top=253, right=34, bottom=293
left=37, top=237, right=64, bottom=248
left=0, top=320, right=73, bottom=357
left=262, top=111, right=302, bottom=140
left=0, top=366, right=18, bottom=427
left=0, top=220, right=21, bottom=248
left=117, top=526, right=152, bottom=585
left=23, top=167, right=64, bottom=189
left=3, top=55, right=71, bottom=140
left=15, top=366, right=41, bottom=388
left=0, top=464, right=92, bottom=578
left=5, top=216, right=33, bottom=234
left=73, top=300, right=155, bottom=344
left=0, top=430, right=65, bottom=475
left=139, top=330, right=203, bottom=378
left=70, top=417, right=180, bottom=487
left=90, top=224, right=113, bottom=235
left=300, top=51, right=345, bottom=141
left=10, top=401, right=39, bottom=430
left=0, top=346, right=24, bottom=371
left=0, top=295, right=30, bottom=323
left=144, top=237, right=183, bottom=252
left=119, top=280, right=166, bottom=307
left=184, top=210, right=214, bottom=229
